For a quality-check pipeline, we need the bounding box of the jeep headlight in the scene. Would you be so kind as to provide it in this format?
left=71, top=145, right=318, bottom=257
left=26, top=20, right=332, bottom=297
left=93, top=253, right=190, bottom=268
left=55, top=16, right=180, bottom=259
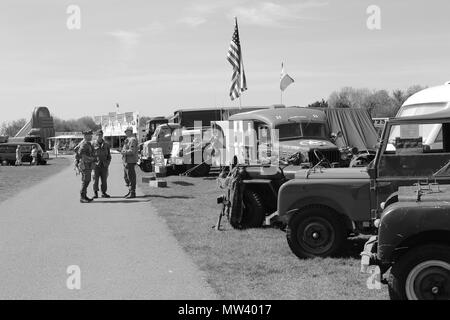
left=374, top=219, right=381, bottom=228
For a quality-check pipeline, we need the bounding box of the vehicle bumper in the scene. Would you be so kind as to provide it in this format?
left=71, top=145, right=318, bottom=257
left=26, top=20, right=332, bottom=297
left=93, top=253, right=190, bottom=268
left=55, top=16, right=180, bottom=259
left=360, top=235, right=379, bottom=273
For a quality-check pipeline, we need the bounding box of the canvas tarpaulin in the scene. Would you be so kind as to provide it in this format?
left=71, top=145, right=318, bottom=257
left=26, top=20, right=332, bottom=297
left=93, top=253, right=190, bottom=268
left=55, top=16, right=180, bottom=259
left=315, top=108, right=379, bottom=151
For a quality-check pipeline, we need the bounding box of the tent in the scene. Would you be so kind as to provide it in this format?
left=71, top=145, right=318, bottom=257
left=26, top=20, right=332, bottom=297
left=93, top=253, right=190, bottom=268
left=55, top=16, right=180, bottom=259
left=314, top=108, right=379, bottom=151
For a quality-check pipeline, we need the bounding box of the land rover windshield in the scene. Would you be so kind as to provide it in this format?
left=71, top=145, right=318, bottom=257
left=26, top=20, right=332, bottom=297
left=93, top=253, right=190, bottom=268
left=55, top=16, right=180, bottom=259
left=276, top=122, right=327, bottom=141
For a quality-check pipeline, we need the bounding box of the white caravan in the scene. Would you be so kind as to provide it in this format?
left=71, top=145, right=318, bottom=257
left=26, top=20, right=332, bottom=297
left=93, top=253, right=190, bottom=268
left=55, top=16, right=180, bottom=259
left=387, top=82, right=450, bottom=151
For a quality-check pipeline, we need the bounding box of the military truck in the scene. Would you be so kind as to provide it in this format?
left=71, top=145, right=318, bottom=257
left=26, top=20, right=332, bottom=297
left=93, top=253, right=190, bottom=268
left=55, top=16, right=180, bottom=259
left=277, top=110, right=450, bottom=259
left=216, top=107, right=378, bottom=229
left=144, top=117, right=169, bottom=141
left=139, top=107, right=270, bottom=173
left=361, top=183, right=450, bottom=300
left=139, top=123, right=182, bottom=172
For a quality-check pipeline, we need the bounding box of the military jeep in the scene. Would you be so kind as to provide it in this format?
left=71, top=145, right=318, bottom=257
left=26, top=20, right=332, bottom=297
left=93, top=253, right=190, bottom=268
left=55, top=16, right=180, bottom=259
left=277, top=110, right=450, bottom=258
left=361, top=183, right=450, bottom=300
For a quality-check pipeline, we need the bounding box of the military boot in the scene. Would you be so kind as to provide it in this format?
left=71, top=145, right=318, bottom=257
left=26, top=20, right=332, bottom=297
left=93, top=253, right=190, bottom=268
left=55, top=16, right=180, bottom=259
left=123, top=190, right=131, bottom=198
left=125, top=192, right=136, bottom=199
left=93, top=191, right=99, bottom=199
left=80, top=194, right=92, bottom=203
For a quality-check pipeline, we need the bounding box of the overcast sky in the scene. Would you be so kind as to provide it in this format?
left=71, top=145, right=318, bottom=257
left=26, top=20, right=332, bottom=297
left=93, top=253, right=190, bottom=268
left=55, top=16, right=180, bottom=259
left=0, top=0, right=449, bottom=122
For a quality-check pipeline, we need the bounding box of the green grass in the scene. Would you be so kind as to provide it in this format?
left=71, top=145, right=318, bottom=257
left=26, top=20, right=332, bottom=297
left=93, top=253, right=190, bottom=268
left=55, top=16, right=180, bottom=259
left=137, top=171, right=389, bottom=300
left=0, top=156, right=71, bottom=204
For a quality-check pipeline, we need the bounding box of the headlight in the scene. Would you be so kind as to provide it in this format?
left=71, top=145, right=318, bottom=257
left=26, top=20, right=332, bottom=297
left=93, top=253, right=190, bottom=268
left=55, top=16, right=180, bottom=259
left=380, top=202, right=385, bottom=210
left=340, top=153, right=348, bottom=161
left=374, top=219, right=381, bottom=228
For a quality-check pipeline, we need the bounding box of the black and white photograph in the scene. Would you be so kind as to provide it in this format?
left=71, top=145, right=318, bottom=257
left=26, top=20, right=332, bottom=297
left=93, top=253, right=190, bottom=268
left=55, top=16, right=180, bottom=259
left=0, top=0, right=449, bottom=309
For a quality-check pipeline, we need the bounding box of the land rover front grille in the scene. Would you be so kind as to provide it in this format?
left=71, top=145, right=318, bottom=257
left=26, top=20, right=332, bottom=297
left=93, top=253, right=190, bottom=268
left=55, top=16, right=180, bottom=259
left=308, top=149, right=340, bottom=165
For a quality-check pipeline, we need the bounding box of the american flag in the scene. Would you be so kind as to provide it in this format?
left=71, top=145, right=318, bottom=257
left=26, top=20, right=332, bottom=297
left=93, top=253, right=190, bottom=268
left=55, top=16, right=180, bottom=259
left=227, top=18, right=247, bottom=101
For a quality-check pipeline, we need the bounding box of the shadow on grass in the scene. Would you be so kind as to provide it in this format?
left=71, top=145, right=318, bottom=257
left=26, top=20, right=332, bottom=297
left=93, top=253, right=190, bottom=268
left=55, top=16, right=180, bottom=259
left=89, top=199, right=151, bottom=204
left=171, top=181, right=195, bottom=186
left=143, top=194, right=194, bottom=199
left=339, top=237, right=368, bottom=259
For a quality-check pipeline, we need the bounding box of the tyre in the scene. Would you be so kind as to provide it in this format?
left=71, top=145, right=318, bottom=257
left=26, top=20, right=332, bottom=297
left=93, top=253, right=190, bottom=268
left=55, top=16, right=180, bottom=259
left=286, top=206, right=346, bottom=258
left=139, top=160, right=152, bottom=172
left=388, top=244, right=450, bottom=300
left=240, top=189, right=266, bottom=228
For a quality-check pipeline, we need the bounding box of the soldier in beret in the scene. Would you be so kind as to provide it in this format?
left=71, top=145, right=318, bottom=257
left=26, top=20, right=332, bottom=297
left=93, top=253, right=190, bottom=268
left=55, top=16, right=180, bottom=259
left=78, top=130, right=96, bottom=203
left=92, top=129, right=111, bottom=198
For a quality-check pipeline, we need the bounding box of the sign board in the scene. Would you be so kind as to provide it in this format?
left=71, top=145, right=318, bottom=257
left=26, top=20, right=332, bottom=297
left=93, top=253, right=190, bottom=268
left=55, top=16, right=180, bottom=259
left=152, top=147, right=165, bottom=167
left=96, top=111, right=140, bottom=138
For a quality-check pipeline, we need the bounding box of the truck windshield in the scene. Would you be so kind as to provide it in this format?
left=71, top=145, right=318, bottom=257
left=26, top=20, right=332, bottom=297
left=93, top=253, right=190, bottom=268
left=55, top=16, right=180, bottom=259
left=276, top=122, right=326, bottom=141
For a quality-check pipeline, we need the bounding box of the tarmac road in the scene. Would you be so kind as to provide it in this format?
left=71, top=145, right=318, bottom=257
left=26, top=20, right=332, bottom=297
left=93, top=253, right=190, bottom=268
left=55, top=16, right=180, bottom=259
left=0, top=154, right=217, bottom=299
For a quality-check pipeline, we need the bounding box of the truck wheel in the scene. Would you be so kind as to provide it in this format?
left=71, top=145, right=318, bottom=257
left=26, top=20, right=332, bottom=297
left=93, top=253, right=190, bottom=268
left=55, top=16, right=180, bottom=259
left=240, top=190, right=265, bottom=228
left=388, top=244, right=450, bottom=300
left=286, top=206, right=345, bottom=258
left=140, top=160, right=152, bottom=172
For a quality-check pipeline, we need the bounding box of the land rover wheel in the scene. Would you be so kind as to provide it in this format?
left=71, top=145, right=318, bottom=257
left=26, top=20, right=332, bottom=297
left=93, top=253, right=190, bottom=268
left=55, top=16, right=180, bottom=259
left=286, top=206, right=345, bottom=259
left=240, top=190, right=265, bottom=228
left=388, top=244, right=450, bottom=300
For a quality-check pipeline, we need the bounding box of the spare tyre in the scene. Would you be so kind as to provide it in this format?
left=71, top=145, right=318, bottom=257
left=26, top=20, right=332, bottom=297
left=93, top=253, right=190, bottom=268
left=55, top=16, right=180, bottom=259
left=240, top=189, right=265, bottom=229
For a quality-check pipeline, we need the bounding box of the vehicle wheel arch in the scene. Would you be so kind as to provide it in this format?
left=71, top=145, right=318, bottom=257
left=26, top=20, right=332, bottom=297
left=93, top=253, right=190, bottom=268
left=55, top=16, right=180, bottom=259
left=391, top=230, right=450, bottom=263
left=288, top=197, right=352, bottom=231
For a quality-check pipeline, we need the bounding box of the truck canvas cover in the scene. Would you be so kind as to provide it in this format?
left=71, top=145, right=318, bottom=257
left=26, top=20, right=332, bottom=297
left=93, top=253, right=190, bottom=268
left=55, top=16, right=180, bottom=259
left=315, top=108, right=379, bottom=152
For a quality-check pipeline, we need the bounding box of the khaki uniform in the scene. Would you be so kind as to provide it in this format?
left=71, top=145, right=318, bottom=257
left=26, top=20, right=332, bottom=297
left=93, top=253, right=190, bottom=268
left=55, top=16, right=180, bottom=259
left=122, top=136, right=138, bottom=193
left=92, top=139, right=111, bottom=194
left=78, top=140, right=95, bottom=198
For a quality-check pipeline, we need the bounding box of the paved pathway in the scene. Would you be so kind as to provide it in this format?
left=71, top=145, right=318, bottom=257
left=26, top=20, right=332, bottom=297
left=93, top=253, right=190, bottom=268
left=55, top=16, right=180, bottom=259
left=0, top=154, right=217, bottom=299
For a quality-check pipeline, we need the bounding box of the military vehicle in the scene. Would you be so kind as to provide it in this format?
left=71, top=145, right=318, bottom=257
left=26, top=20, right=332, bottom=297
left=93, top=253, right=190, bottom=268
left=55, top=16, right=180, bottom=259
left=277, top=110, right=450, bottom=258
left=361, top=183, right=450, bottom=300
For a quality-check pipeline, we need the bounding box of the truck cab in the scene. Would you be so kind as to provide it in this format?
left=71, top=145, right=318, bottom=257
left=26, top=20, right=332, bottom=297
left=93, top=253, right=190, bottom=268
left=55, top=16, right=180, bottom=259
left=213, top=107, right=343, bottom=167
left=139, top=123, right=181, bottom=172
left=144, top=117, right=168, bottom=141
left=277, top=110, right=450, bottom=259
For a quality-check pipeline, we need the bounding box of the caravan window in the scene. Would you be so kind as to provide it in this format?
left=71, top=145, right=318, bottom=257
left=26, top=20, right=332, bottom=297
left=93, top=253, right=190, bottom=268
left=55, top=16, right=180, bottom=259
left=397, top=103, right=447, bottom=117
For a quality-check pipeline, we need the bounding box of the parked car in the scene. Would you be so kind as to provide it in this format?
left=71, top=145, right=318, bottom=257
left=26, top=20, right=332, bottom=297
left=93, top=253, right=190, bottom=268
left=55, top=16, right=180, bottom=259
left=361, top=183, right=450, bottom=300
left=0, top=142, right=49, bottom=165
left=277, top=109, right=450, bottom=258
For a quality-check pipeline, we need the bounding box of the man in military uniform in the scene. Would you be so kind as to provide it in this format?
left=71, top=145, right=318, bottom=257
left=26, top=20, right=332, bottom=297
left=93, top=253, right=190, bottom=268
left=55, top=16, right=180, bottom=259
left=78, top=130, right=96, bottom=203
left=92, top=129, right=111, bottom=198
left=121, top=127, right=139, bottom=199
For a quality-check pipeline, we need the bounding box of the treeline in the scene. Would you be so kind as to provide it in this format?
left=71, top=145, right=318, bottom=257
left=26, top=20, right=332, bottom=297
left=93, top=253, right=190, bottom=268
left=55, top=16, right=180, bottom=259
left=53, top=116, right=101, bottom=133
left=307, top=85, right=427, bottom=117
left=0, top=119, right=27, bottom=137
left=0, top=116, right=101, bottom=137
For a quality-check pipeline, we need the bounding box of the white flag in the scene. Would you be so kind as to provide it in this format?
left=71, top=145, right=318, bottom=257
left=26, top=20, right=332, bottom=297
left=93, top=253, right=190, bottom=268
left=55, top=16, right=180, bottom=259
left=280, top=63, right=294, bottom=91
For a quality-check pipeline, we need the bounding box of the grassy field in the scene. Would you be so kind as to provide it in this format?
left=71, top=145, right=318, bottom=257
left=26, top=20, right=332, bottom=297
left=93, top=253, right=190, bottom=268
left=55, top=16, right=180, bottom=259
left=0, top=156, right=71, bottom=204
left=137, top=170, right=389, bottom=300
